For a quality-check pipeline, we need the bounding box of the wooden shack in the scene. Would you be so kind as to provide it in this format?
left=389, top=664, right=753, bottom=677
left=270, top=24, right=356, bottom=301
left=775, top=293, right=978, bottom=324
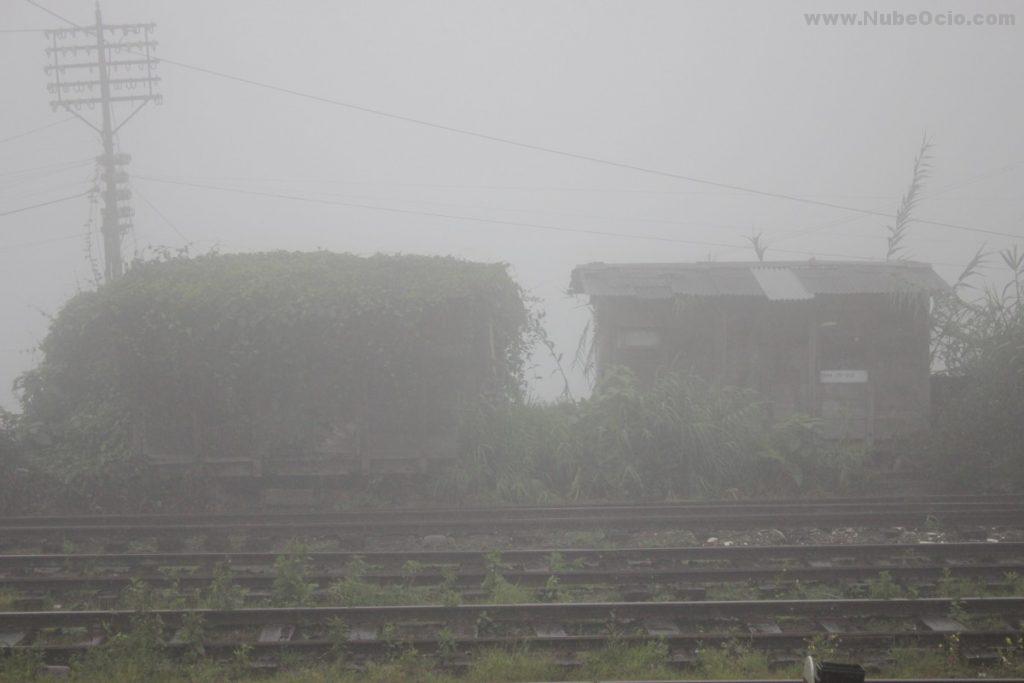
left=570, top=260, right=949, bottom=442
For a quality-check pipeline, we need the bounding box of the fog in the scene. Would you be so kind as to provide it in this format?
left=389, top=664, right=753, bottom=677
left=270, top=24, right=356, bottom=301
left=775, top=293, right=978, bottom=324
left=1, top=0, right=1021, bottom=409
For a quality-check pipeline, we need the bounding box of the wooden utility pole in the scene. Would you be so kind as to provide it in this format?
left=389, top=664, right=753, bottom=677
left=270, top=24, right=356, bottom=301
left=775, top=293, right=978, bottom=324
left=44, top=4, right=161, bottom=281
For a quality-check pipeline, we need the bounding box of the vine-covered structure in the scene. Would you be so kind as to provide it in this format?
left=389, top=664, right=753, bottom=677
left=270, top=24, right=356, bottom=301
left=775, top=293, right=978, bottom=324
left=19, top=252, right=529, bottom=498
left=571, top=260, right=949, bottom=443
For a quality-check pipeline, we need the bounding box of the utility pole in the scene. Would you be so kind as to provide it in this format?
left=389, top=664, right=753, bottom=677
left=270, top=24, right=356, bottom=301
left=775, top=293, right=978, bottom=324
left=44, top=4, right=161, bottom=281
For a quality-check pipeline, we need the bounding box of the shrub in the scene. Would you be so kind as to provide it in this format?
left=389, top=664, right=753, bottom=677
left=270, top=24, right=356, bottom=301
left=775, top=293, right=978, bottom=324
left=929, top=246, right=1024, bottom=491
left=15, top=251, right=530, bottom=511
left=440, top=366, right=807, bottom=503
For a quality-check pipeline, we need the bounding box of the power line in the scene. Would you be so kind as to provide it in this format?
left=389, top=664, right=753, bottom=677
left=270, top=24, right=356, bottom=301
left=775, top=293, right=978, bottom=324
left=135, top=173, right=904, bottom=263
left=27, top=0, right=1016, bottom=250
left=0, top=231, right=90, bottom=253
left=131, top=183, right=190, bottom=245
left=22, top=0, right=80, bottom=28
left=0, top=117, right=75, bottom=145
left=0, top=179, right=94, bottom=204
left=713, top=160, right=1024, bottom=261
left=0, top=158, right=93, bottom=180
left=155, top=172, right=750, bottom=232
left=128, top=173, right=899, bottom=199
left=0, top=190, right=92, bottom=218
left=774, top=160, right=1024, bottom=246
left=155, top=56, right=1022, bottom=241
left=32, top=0, right=1013, bottom=241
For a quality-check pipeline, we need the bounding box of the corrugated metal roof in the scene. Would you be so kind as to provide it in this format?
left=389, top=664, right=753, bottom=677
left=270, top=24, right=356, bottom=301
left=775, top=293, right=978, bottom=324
left=570, top=261, right=950, bottom=299
left=751, top=267, right=813, bottom=301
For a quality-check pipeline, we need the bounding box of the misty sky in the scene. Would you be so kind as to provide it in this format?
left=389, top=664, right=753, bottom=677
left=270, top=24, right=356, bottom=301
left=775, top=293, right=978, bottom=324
left=1, top=0, right=1021, bottom=409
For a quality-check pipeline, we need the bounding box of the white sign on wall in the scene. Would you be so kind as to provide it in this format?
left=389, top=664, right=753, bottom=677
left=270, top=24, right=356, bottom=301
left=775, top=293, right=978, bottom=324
left=820, top=369, right=868, bottom=384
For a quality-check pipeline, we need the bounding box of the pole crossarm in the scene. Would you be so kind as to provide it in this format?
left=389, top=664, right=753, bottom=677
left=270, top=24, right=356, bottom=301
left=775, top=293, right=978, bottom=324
left=50, top=94, right=162, bottom=108
left=46, top=59, right=159, bottom=72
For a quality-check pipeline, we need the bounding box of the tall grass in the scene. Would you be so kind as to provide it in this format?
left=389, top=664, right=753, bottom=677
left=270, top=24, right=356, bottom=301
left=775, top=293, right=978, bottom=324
left=437, top=366, right=864, bottom=503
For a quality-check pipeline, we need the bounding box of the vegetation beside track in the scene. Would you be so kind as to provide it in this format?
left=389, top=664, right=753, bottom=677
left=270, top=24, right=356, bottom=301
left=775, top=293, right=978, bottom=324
left=0, top=248, right=1020, bottom=514
left=4, top=636, right=1024, bottom=682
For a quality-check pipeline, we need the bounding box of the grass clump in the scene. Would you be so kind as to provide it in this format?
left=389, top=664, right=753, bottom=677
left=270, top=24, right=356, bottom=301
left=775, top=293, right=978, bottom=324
left=0, top=590, right=19, bottom=610
left=696, top=641, right=777, bottom=679
left=579, top=639, right=675, bottom=680
left=866, top=571, right=906, bottom=599
left=481, top=552, right=533, bottom=605
left=705, top=581, right=760, bottom=601
left=271, top=541, right=317, bottom=607
left=462, top=648, right=561, bottom=682
left=325, top=556, right=441, bottom=607
left=884, top=640, right=973, bottom=678
left=933, top=569, right=987, bottom=599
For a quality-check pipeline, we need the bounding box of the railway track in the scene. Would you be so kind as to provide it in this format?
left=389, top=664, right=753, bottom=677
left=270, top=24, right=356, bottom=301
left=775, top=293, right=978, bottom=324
left=2, top=597, right=1022, bottom=663
left=3, top=499, right=1024, bottom=674
left=2, top=543, right=1023, bottom=606
left=2, top=497, right=1023, bottom=550
left=4, top=494, right=1022, bottom=526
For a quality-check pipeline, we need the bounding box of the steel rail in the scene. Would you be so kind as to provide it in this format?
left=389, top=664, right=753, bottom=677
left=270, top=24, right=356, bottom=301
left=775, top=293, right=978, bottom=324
left=3, top=561, right=1022, bottom=597
left=3, top=597, right=1022, bottom=629
left=4, top=598, right=1023, bottom=669
left=3, top=542, right=1022, bottom=572
left=2, top=495, right=1021, bottom=527
left=10, top=632, right=1023, bottom=670
left=8, top=632, right=1023, bottom=663
left=3, top=509, right=1024, bottom=542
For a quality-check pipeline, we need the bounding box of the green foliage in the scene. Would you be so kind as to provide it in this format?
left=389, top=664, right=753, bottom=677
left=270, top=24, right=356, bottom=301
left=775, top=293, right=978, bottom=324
left=0, top=590, right=18, bottom=610
left=272, top=541, right=317, bottom=607
left=481, top=551, right=533, bottom=604
left=72, top=613, right=170, bottom=681
left=442, top=366, right=864, bottom=503
left=0, top=649, right=44, bottom=682
left=752, top=415, right=870, bottom=496
left=579, top=639, right=675, bottom=680
left=0, top=409, right=52, bottom=515
left=926, top=245, right=1024, bottom=491
left=995, top=633, right=1024, bottom=677
left=202, top=562, right=248, bottom=610
left=461, top=647, right=560, bottom=682
left=15, top=251, right=530, bottom=510
left=885, top=640, right=972, bottom=679
left=866, top=571, right=905, bottom=599
left=934, top=569, right=986, bottom=599
left=706, top=582, right=761, bottom=601
left=696, top=641, right=777, bottom=679
left=885, top=135, right=932, bottom=260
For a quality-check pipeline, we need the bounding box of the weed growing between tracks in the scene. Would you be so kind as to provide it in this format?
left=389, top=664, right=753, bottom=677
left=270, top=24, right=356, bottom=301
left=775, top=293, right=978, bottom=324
left=5, top=637, right=1024, bottom=682
left=7, top=560, right=1023, bottom=613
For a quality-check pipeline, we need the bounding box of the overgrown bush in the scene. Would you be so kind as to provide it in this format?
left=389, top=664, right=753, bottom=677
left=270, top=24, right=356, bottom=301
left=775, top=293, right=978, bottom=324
left=438, top=366, right=863, bottom=503
left=928, top=246, right=1024, bottom=491
left=14, top=251, right=530, bottom=511
left=0, top=409, right=56, bottom=514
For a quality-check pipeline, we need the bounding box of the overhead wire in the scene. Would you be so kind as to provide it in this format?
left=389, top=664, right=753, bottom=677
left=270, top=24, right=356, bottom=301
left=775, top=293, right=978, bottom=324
left=0, top=158, right=94, bottom=180
left=774, top=160, right=1024, bottom=246
left=130, top=183, right=190, bottom=245
left=22, top=0, right=1016, bottom=267
left=0, top=118, right=75, bottom=145
left=151, top=56, right=1021, bottom=241
left=138, top=173, right=979, bottom=264
left=22, top=0, right=80, bottom=28
left=0, top=190, right=92, bottom=218
left=0, top=231, right=91, bottom=253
